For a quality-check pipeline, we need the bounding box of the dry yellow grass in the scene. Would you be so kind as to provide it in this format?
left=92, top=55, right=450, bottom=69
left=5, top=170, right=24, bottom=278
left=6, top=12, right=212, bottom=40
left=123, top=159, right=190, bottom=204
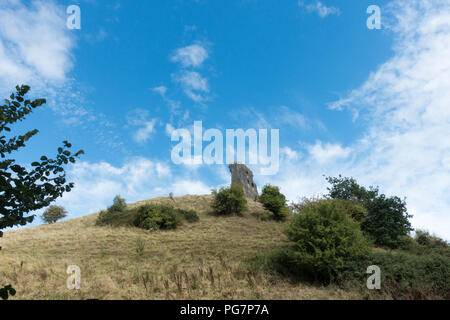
left=0, top=194, right=361, bottom=300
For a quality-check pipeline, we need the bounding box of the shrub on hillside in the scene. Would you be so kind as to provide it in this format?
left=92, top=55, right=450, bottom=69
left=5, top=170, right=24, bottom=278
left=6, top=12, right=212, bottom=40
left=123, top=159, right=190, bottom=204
left=96, top=195, right=130, bottom=226
left=211, top=184, right=247, bottom=216
left=134, top=204, right=182, bottom=230
left=415, top=230, right=448, bottom=248
left=177, top=209, right=199, bottom=223
left=283, top=199, right=370, bottom=282
left=108, top=195, right=127, bottom=213
left=340, top=249, right=450, bottom=299
left=259, top=184, right=290, bottom=221
left=291, top=198, right=366, bottom=224
left=41, top=205, right=67, bottom=224
left=326, top=175, right=413, bottom=249
left=96, top=208, right=136, bottom=227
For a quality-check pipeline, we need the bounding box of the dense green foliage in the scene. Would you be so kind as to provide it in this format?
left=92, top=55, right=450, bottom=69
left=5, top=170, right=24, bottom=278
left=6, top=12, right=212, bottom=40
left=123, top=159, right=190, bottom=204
left=249, top=244, right=450, bottom=299
left=283, top=199, right=370, bottom=282
left=259, top=184, right=290, bottom=221
left=97, top=209, right=136, bottom=227
left=96, top=196, right=198, bottom=229
left=41, top=205, right=67, bottom=224
left=415, top=230, right=448, bottom=249
left=211, top=184, right=247, bottom=216
left=341, top=248, right=450, bottom=299
left=134, top=204, right=183, bottom=230
left=292, top=198, right=366, bottom=224
left=177, top=209, right=199, bottom=223
left=0, top=85, right=83, bottom=299
left=325, top=175, right=413, bottom=248
left=96, top=195, right=133, bottom=227
left=108, top=195, right=127, bottom=213
left=248, top=193, right=449, bottom=299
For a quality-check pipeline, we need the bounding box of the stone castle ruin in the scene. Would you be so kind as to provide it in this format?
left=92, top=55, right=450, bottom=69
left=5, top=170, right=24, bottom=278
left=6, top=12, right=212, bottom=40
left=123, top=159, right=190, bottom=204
left=229, top=163, right=258, bottom=199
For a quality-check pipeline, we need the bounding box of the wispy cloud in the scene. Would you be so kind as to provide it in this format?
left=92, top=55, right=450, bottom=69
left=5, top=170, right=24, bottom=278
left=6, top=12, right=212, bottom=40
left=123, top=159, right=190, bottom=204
left=151, top=85, right=182, bottom=116
left=173, top=71, right=209, bottom=102
left=298, top=1, right=341, bottom=18
left=0, top=0, right=103, bottom=127
left=0, top=0, right=74, bottom=82
left=234, top=105, right=318, bottom=131
left=307, top=141, right=351, bottom=164
left=48, top=157, right=212, bottom=220
left=170, top=44, right=209, bottom=68
left=152, top=85, right=167, bottom=96
left=262, top=0, right=450, bottom=240
left=127, top=109, right=158, bottom=143
left=170, top=43, right=211, bottom=103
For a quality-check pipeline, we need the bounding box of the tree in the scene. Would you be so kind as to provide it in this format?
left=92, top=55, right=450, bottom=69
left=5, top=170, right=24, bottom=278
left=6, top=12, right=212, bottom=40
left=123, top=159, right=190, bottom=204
left=325, top=175, right=413, bottom=248
left=0, top=85, right=83, bottom=299
left=284, top=199, right=370, bottom=282
left=259, top=184, right=289, bottom=221
left=108, top=195, right=126, bottom=213
left=41, top=205, right=67, bottom=224
left=211, top=184, right=247, bottom=216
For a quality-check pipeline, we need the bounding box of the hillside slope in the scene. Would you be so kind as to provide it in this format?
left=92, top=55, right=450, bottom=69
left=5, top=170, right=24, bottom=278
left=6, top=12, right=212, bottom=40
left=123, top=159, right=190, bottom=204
left=0, top=195, right=361, bottom=299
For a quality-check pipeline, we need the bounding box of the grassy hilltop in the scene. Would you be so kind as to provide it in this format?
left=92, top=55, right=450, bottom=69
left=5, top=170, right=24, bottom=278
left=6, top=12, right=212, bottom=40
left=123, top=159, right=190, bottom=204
left=0, top=195, right=359, bottom=300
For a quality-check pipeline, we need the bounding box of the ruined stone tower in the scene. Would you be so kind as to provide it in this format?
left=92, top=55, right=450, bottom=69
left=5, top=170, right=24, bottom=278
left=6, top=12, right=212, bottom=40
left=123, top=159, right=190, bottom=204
left=228, top=163, right=258, bottom=199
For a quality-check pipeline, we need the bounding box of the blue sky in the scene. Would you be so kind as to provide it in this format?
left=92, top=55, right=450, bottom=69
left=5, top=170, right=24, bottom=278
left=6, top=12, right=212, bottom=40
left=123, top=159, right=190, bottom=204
left=1, top=0, right=449, bottom=240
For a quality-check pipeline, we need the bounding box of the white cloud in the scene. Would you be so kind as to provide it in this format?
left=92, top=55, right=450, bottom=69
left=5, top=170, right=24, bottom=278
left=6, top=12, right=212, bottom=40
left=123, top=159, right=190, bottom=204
left=0, top=0, right=74, bottom=82
left=127, top=109, right=158, bottom=143
left=165, top=123, right=175, bottom=136
left=133, top=119, right=157, bottom=143
left=152, top=85, right=182, bottom=115
left=50, top=157, right=211, bottom=219
left=152, top=85, right=167, bottom=96
left=307, top=141, right=351, bottom=164
left=173, top=70, right=209, bottom=102
left=298, top=1, right=341, bottom=18
left=172, top=180, right=211, bottom=195
left=276, top=106, right=310, bottom=129
left=0, top=1, right=98, bottom=126
left=262, top=0, right=450, bottom=240
left=156, top=162, right=171, bottom=177
left=169, top=43, right=212, bottom=102
left=281, top=147, right=300, bottom=161
left=176, top=71, right=208, bottom=91
left=170, top=44, right=208, bottom=68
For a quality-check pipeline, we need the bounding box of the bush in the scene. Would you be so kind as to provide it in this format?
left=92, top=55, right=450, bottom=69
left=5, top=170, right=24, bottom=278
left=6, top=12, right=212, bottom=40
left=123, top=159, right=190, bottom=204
left=177, top=209, right=199, bottom=223
left=41, top=205, right=67, bottom=224
left=134, top=204, right=182, bottom=230
left=211, top=184, right=247, bottom=216
left=283, top=199, right=370, bottom=282
left=259, top=184, right=290, bottom=221
left=326, top=175, right=413, bottom=249
left=340, top=249, right=450, bottom=299
left=96, top=196, right=131, bottom=226
left=415, top=230, right=448, bottom=248
left=96, top=208, right=136, bottom=227
left=108, top=195, right=127, bottom=213
left=291, top=198, right=366, bottom=224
